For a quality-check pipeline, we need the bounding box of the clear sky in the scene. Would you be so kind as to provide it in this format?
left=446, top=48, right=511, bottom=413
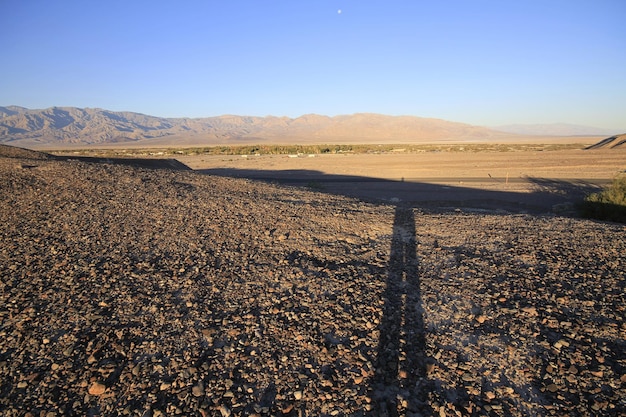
left=1, top=0, right=625, bottom=128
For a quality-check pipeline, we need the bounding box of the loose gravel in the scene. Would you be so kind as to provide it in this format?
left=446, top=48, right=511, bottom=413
left=0, top=146, right=624, bottom=416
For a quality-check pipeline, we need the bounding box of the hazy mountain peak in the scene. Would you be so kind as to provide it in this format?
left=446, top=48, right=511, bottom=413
left=0, top=106, right=29, bottom=117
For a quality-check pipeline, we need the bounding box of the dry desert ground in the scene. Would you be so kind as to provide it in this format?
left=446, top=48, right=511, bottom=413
left=1, top=144, right=625, bottom=416
left=178, top=146, right=626, bottom=213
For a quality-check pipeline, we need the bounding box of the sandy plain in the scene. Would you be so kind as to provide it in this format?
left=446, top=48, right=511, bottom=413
left=177, top=146, right=626, bottom=213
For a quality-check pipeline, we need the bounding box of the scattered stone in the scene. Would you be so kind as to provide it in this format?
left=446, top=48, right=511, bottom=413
left=88, top=382, right=106, bottom=396
left=520, top=306, right=538, bottom=316
left=218, top=405, right=231, bottom=417
left=546, top=384, right=559, bottom=393
left=192, top=382, right=205, bottom=397
left=0, top=148, right=624, bottom=416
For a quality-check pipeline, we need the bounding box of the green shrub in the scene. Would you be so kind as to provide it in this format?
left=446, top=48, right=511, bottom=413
left=580, top=175, right=626, bottom=222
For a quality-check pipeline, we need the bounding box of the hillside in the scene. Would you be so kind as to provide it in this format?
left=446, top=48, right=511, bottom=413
left=585, top=133, right=626, bottom=149
left=0, top=145, right=624, bottom=415
left=0, top=106, right=508, bottom=147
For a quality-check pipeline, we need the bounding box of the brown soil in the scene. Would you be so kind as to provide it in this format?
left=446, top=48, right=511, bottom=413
left=1, top=145, right=624, bottom=416
left=179, top=148, right=626, bottom=213
left=179, top=148, right=625, bottom=180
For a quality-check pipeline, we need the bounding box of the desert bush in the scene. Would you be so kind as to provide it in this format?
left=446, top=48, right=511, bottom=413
left=580, top=175, right=626, bottom=222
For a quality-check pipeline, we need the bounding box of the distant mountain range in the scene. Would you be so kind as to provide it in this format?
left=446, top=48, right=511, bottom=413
left=0, top=106, right=506, bottom=147
left=0, top=106, right=619, bottom=148
left=493, top=123, right=619, bottom=136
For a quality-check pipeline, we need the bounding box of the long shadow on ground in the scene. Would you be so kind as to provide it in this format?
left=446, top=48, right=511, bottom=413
left=368, top=206, right=433, bottom=416
left=13, top=149, right=619, bottom=414
left=53, top=155, right=191, bottom=171
left=197, top=167, right=606, bottom=214
left=196, top=166, right=625, bottom=415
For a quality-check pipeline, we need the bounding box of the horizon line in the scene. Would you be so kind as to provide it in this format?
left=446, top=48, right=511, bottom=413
left=2, top=104, right=625, bottom=132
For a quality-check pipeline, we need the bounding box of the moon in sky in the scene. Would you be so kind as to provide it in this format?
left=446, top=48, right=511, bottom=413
left=337, top=9, right=342, bottom=14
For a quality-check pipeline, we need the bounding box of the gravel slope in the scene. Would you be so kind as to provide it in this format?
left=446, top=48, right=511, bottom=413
left=0, top=147, right=624, bottom=416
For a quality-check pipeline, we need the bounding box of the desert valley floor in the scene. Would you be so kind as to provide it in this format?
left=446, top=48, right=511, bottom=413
left=0, top=144, right=624, bottom=416
left=176, top=147, right=625, bottom=213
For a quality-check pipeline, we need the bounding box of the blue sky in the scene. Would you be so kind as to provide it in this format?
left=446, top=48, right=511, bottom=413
left=1, top=0, right=625, bottom=128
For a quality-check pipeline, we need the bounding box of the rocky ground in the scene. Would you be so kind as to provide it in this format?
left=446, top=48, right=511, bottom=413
left=0, top=145, right=624, bottom=416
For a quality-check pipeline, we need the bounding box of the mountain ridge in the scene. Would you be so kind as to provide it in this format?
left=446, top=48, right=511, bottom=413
left=0, top=106, right=514, bottom=147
